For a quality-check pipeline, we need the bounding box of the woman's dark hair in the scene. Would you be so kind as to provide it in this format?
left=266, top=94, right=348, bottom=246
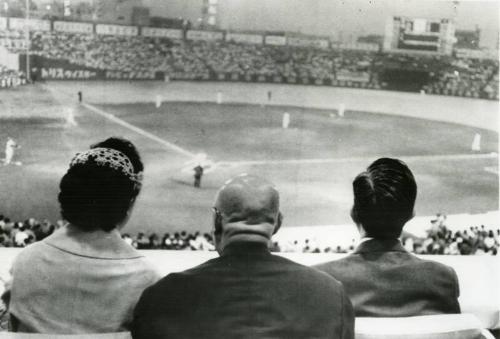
left=351, top=158, right=417, bottom=239
left=91, top=137, right=143, bottom=174
left=58, top=137, right=143, bottom=232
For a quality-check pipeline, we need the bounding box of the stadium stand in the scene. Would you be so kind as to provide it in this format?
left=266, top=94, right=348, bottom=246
left=402, top=214, right=500, bottom=255
left=0, top=30, right=27, bottom=54
left=0, top=44, right=25, bottom=89
left=0, top=66, right=25, bottom=89
left=422, top=57, right=499, bottom=99
left=0, top=213, right=498, bottom=255
left=0, top=23, right=496, bottom=99
left=0, top=11, right=497, bottom=339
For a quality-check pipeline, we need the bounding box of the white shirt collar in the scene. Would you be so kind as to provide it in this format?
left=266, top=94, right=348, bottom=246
left=359, top=237, right=374, bottom=244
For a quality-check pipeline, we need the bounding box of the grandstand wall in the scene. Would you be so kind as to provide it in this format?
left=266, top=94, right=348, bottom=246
left=0, top=248, right=498, bottom=329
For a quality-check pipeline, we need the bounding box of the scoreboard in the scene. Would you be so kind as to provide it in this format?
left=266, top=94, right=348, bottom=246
left=384, top=16, right=455, bottom=55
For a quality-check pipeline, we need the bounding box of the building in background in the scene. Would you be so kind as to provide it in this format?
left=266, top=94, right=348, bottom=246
left=1, top=0, right=37, bottom=18
left=357, top=34, right=384, bottom=48
left=95, top=0, right=144, bottom=24
left=454, top=27, right=480, bottom=50
left=131, top=6, right=150, bottom=26
left=384, top=16, right=456, bottom=55
left=201, top=0, right=217, bottom=28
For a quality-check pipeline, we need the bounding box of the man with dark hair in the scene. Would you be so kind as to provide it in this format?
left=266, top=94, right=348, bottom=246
left=315, top=158, right=460, bottom=317
left=132, top=174, right=354, bottom=339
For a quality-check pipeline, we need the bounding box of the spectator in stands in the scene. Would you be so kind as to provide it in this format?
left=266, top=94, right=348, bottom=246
left=132, top=174, right=354, bottom=339
left=9, top=137, right=160, bottom=333
left=13, top=225, right=29, bottom=247
left=408, top=216, right=499, bottom=256
left=0, top=208, right=497, bottom=254
left=0, top=278, right=11, bottom=331
left=315, top=158, right=460, bottom=317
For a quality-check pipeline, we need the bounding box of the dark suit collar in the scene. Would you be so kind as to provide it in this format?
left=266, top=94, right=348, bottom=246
left=221, top=241, right=270, bottom=257
left=354, top=238, right=407, bottom=254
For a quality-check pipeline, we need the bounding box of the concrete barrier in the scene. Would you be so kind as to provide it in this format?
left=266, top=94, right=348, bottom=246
left=1, top=248, right=498, bottom=329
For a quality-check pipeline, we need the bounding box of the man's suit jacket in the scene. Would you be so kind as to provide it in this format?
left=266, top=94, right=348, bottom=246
left=315, top=238, right=460, bottom=317
left=132, top=242, right=354, bottom=339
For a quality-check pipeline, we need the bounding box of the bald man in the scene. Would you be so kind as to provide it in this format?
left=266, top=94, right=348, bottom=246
left=132, top=174, right=354, bottom=339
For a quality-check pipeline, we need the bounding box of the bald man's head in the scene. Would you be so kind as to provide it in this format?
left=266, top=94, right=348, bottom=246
left=213, top=174, right=282, bottom=252
left=215, top=174, right=280, bottom=223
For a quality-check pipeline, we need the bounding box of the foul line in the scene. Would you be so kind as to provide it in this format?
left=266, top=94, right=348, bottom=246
left=217, top=152, right=498, bottom=167
left=82, top=102, right=196, bottom=158
left=484, top=166, right=499, bottom=175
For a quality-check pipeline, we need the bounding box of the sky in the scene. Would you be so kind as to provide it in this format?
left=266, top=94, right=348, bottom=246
left=143, top=0, right=499, bottom=49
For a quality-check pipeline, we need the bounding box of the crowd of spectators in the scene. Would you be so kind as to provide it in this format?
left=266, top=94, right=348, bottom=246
left=277, top=238, right=355, bottom=254
left=0, top=213, right=217, bottom=251
left=0, top=215, right=61, bottom=248
left=30, top=32, right=171, bottom=74
left=26, top=30, right=381, bottom=85
left=403, top=214, right=500, bottom=255
left=0, top=30, right=27, bottom=88
left=283, top=215, right=500, bottom=255
left=0, top=29, right=27, bottom=54
left=122, top=231, right=215, bottom=251
left=1, top=212, right=497, bottom=255
left=0, top=66, right=25, bottom=88
left=422, top=57, right=499, bottom=99
left=0, top=28, right=497, bottom=99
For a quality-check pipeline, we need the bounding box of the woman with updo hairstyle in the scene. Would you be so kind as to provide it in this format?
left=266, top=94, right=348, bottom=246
left=58, top=137, right=144, bottom=232
left=9, top=137, right=160, bottom=334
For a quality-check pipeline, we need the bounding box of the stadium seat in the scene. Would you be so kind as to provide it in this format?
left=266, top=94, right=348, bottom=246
left=355, top=314, right=494, bottom=339
left=0, top=333, right=131, bottom=339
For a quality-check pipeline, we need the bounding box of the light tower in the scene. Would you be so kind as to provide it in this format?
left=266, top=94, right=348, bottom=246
left=450, top=1, right=459, bottom=49
left=25, top=0, right=30, bottom=81
left=452, top=1, right=459, bottom=21
left=201, top=0, right=218, bottom=28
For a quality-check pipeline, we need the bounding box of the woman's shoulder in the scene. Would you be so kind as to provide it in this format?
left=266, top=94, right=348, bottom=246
left=127, top=255, right=162, bottom=286
left=12, top=240, right=51, bottom=267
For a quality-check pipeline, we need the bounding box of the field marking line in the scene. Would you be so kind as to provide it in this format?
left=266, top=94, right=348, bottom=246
left=217, top=152, right=498, bottom=167
left=81, top=102, right=196, bottom=158
left=484, top=166, right=499, bottom=175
